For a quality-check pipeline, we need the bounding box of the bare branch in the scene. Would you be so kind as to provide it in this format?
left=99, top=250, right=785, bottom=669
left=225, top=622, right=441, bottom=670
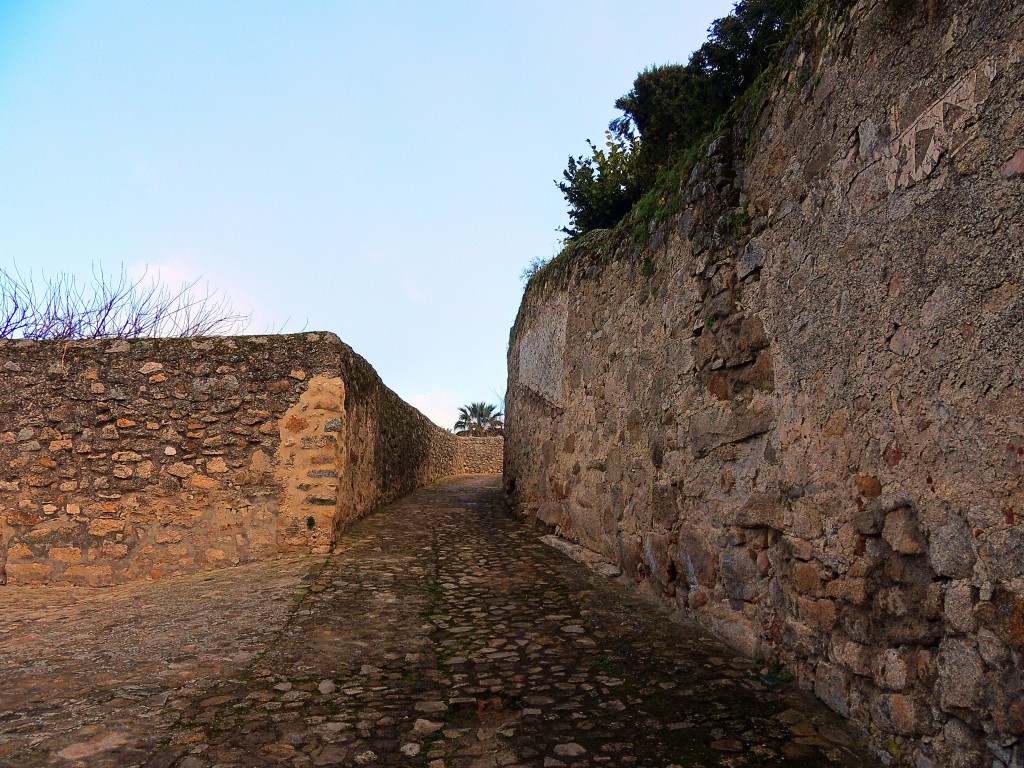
left=0, top=263, right=250, bottom=340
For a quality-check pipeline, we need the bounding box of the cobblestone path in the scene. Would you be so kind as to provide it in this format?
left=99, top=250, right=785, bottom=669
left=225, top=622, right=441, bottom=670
left=1, top=475, right=879, bottom=767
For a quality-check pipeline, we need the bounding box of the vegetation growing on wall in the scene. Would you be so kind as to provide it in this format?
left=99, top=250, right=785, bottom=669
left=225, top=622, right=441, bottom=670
left=556, top=0, right=810, bottom=242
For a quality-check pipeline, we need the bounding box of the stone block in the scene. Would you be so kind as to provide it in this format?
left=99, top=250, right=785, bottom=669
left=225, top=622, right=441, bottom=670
left=975, top=588, right=1024, bottom=653
left=814, top=661, right=850, bottom=717
left=737, top=314, right=769, bottom=353
left=872, top=648, right=910, bottom=691
left=831, top=638, right=873, bottom=678
left=1000, top=147, right=1024, bottom=178
left=99, top=542, right=129, bottom=560
left=871, top=693, right=933, bottom=736
left=928, top=518, right=975, bottom=578
left=5, top=506, right=42, bottom=526
left=854, top=474, right=882, bottom=500
left=783, top=535, right=815, bottom=561
left=704, top=603, right=761, bottom=658
left=206, top=457, right=228, bottom=473
left=166, top=462, right=194, bottom=478
left=535, top=503, right=566, bottom=529
left=641, top=531, right=674, bottom=588
left=64, top=564, right=115, bottom=587
left=790, top=560, right=822, bottom=595
left=937, top=638, right=987, bottom=712
left=798, top=596, right=836, bottom=631
left=673, top=532, right=717, bottom=589
left=936, top=717, right=985, bottom=768
left=756, top=549, right=770, bottom=576
left=5, top=561, right=52, bottom=584
left=49, top=546, right=82, bottom=564
left=688, top=401, right=774, bottom=459
left=191, top=474, right=218, bottom=490
left=720, top=547, right=759, bottom=601
left=25, top=519, right=78, bottom=542
left=721, top=492, right=785, bottom=529
left=788, top=499, right=823, bottom=539
left=707, top=370, right=729, bottom=400
left=738, top=238, right=764, bottom=278
left=992, top=699, right=1024, bottom=736
left=825, top=577, right=870, bottom=606
left=978, top=527, right=1024, bottom=581
left=650, top=484, right=678, bottom=529
left=882, top=508, right=926, bottom=555
left=781, top=617, right=817, bottom=658
left=943, top=584, right=977, bottom=635
left=88, top=518, right=125, bottom=537
left=618, top=536, right=646, bottom=582
left=884, top=554, right=936, bottom=588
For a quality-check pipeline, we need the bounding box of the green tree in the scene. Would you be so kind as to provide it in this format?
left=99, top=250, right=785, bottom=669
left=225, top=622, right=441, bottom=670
left=454, top=402, right=504, bottom=437
left=557, top=131, right=643, bottom=240
left=557, top=0, right=810, bottom=240
left=611, top=64, right=712, bottom=185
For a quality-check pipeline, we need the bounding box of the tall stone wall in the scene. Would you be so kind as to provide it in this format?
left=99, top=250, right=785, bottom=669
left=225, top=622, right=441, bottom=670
left=0, top=333, right=463, bottom=586
left=505, top=1, right=1023, bottom=765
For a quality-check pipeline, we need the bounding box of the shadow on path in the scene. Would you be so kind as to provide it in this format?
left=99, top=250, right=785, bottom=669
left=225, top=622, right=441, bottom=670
left=1, top=475, right=879, bottom=767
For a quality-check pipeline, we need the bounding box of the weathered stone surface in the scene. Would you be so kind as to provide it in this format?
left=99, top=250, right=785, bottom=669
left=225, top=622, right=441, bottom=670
left=944, top=584, right=977, bottom=635
left=978, top=527, right=1024, bottom=582
left=937, top=638, right=988, bottom=712
left=452, top=436, right=504, bottom=475
left=720, top=547, right=759, bottom=601
left=1000, top=148, right=1024, bottom=179
left=0, top=478, right=878, bottom=765
left=870, top=693, right=933, bottom=737
left=0, top=335, right=503, bottom=586
left=687, top=402, right=774, bottom=459
left=504, top=2, right=1024, bottom=762
left=722, top=492, right=785, bottom=529
left=882, top=508, right=927, bottom=556
left=928, top=519, right=976, bottom=579
left=814, top=661, right=850, bottom=717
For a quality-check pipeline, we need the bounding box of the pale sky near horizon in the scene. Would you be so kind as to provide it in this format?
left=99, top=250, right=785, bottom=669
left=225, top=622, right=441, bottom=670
left=0, top=0, right=734, bottom=428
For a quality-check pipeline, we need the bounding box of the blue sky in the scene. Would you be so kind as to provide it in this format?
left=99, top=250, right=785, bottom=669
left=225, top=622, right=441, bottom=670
left=0, top=0, right=734, bottom=428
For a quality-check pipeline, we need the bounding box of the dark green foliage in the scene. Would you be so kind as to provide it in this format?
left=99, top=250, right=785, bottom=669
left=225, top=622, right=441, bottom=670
left=557, top=132, right=643, bottom=239
left=556, top=0, right=810, bottom=241
left=611, top=65, right=716, bottom=188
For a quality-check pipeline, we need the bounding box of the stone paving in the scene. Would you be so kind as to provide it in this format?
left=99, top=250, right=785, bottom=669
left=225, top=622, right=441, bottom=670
left=0, top=475, right=880, bottom=767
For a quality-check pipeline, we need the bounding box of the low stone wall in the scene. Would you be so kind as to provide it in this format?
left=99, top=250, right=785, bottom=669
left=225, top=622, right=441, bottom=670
left=506, top=2, right=1023, bottom=765
left=454, top=437, right=504, bottom=474
left=0, top=333, right=462, bottom=586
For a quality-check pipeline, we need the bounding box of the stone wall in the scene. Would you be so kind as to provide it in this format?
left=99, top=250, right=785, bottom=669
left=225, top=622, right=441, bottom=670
left=454, top=437, right=504, bottom=475
left=0, top=333, right=464, bottom=586
left=505, top=1, right=1023, bottom=765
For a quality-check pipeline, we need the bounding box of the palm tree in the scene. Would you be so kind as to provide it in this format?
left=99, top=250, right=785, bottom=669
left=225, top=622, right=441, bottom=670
left=454, top=402, right=504, bottom=437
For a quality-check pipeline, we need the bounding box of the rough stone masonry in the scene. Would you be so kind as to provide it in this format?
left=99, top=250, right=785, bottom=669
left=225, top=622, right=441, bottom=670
left=0, top=333, right=502, bottom=586
left=505, top=1, right=1023, bottom=765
